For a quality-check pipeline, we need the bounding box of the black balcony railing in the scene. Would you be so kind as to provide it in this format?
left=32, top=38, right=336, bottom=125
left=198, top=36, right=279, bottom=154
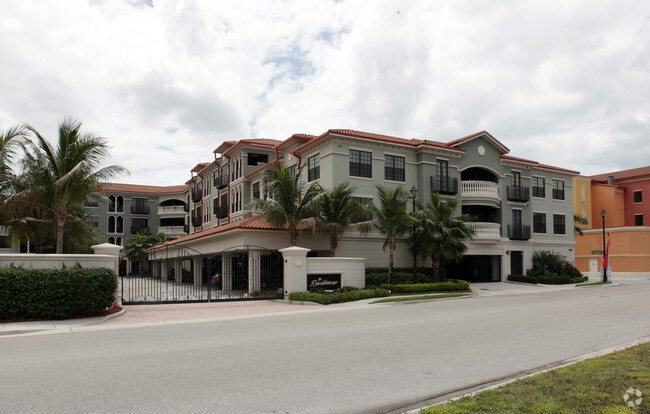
left=191, top=215, right=201, bottom=227
left=183, top=224, right=189, bottom=233
left=431, top=176, right=458, bottom=195
left=191, top=191, right=202, bottom=203
left=552, top=189, right=565, bottom=200
left=130, top=205, right=150, bottom=214
left=506, top=186, right=530, bottom=202
left=508, top=225, right=531, bottom=240
left=217, top=205, right=228, bottom=219
left=183, top=202, right=190, bottom=212
left=215, top=175, right=228, bottom=189
left=130, top=226, right=149, bottom=235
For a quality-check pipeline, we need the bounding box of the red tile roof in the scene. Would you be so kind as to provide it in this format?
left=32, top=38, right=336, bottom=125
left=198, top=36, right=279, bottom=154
left=589, top=166, right=650, bottom=182
left=147, top=215, right=283, bottom=250
left=100, top=183, right=189, bottom=195
left=501, top=155, right=579, bottom=174
left=448, top=130, right=510, bottom=153
left=275, top=134, right=315, bottom=151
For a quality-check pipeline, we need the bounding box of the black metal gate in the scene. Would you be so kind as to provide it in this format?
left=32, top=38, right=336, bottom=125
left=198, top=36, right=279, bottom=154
left=120, top=245, right=283, bottom=305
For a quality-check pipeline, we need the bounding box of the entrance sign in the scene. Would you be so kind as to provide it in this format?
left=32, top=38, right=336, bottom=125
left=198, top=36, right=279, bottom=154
left=307, top=274, right=341, bottom=290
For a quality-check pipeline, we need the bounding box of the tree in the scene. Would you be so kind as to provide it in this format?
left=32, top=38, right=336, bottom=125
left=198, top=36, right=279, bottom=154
left=365, top=185, right=413, bottom=283
left=412, top=192, right=475, bottom=282
left=574, top=213, right=588, bottom=236
left=125, top=233, right=171, bottom=275
left=249, top=163, right=323, bottom=246
left=318, top=182, right=372, bottom=256
left=0, top=125, right=26, bottom=221
left=11, top=118, right=126, bottom=253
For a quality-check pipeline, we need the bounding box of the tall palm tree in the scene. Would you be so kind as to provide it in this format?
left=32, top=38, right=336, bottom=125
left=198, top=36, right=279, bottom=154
left=318, top=182, right=372, bottom=256
left=412, top=192, right=475, bottom=282
left=574, top=213, right=588, bottom=236
left=0, top=125, right=26, bottom=211
left=14, top=118, right=127, bottom=253
left=249, top=163, right=323, bottom=246
left=366, top=185, right=413, bottom=283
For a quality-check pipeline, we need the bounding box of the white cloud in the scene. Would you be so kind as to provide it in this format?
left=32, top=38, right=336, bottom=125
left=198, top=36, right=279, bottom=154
left=1, top=0, right=649, bottom=184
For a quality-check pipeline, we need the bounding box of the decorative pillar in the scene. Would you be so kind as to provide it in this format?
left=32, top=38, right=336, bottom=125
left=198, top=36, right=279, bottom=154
left=193, top=256, right=202, bottom=288
left=279, top=246, right=310, bottom=299
left=248, top=249, right=261, bottom=294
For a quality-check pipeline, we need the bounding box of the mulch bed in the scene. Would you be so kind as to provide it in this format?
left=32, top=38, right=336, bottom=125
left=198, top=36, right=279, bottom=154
left=0, top=304, right=123, bottom=324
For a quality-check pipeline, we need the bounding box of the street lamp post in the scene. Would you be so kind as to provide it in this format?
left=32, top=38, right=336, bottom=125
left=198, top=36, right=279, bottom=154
left=410, top=186, right=418, bottom=284
left=600, top=209, right=606, bottom=282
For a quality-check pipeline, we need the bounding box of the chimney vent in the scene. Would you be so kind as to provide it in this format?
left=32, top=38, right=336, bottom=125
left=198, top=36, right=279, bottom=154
left=608, top=175, right=614, bottom=184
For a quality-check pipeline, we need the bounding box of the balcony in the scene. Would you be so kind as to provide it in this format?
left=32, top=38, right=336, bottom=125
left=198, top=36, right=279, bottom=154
left=506, top=186, right=530, bottom=202
left=157, top=205, right=185, bottom=216
left=508, top=225, right=531, bottom=240
left=191, top=191, right=202, bottom=203
left=183, top=202, right=190, bottom=212
left=431, top=176, right=458, bottom=195
left=215, top=174, right=228, bottom=189
left=130, top=226, right=149, bottom=235
left=467, top=222, right=501, bottom=242
left=183, top=224, right=189, bottom=233
left=460, top=180, right=500, bottom=207
left=191, top=216, right=201, bottom=227
left=216, top=205, right=228, bottom=219
left=158, top=226, right=186, bottom=236
left=130, top=205, right=150, bottom=215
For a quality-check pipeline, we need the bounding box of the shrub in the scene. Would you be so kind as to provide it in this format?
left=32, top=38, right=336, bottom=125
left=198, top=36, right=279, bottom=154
left=0, top=266, right=117, bottom=320
left=507, top=274, right=538, bottom=284
left=366, top=271, right=430, bottom=287
left=288, top=288, right=389, bottom=304
left=387, top=279, right=470, bottom=293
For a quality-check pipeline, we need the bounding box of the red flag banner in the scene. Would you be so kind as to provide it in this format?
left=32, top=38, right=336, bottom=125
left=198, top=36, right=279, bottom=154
left=603, top=232, right=612, bottom=269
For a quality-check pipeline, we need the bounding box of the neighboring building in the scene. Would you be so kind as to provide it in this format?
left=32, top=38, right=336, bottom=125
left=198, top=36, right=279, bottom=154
left=573, top=166, right=650, bottom=279
left=148, top=129, right=578, bottom=283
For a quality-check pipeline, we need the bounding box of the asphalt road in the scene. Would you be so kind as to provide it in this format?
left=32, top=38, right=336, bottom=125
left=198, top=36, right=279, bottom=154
left=1, top=280, right=649, bottom=414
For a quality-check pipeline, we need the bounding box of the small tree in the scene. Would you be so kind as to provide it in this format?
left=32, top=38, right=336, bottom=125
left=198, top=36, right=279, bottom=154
left=412, top=192, right=475, bottom=282
left=366, top=185, right=413, bottom=283
left=574, top=213, right=588, bottom=236
left=249, top=163, right=323, bottom=246
left=125, top=233, right=171, bottom=275
left=318, top=182, right=372, bottom=256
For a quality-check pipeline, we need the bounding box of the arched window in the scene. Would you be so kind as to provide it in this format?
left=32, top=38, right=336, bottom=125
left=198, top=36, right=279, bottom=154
left=116, top=216, right=123, bottom=233
left=116, top=237, right=122, bottom=246
left=108, top=216, right=115, bottom=233
left=108, top=195, right=115, bottom=212
left=108, top=237, right=115, bottom=244
left=116, top=196, right=124, bottom=212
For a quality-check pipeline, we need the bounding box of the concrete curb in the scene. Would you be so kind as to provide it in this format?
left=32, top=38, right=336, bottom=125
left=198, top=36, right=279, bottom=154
left=398, top=336, right=650, bottom=414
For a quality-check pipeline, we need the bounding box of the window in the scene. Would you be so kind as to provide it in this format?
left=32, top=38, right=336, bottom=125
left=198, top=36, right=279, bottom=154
left=108, top=216, right=115, bottom=233
left=532, top=177, right=545, bottom=198
left=116, top=196, right=124, bottom=212
left=131, top=218, right=148, bottom=234
left=248, top=153, right=269, bottom=166
left=349, top=149, right=372, bottom=178
left=552, top=180, right=565, bottom=200
left=289, top=165, right=297, bottom=180
left=385, top=154, right=405, bottom=181
left=132, top=197, right=149, bottom=214
left=308, top=154, right=320, bottom=182
left=108, top=195, right=115, bottom=212
left=533, top=212, right=546, bottom=233
left=350, top=197, right=373, bottom=223
left=553, top=214, right=565, bottom=234
left=88, top=215, right=99, bottom=228
left=635, top=214, right=644, bottom=226
left=0, top=236, right=11, bottom=248
left=253, top=182, right=260, bottom=199
left=634, top=190, right=642, bottom=203
left=86, top=200, right=98, bottom=208
left=116, top=216, right=123, bottom=233
left=512, top=171, right=521, bottom=187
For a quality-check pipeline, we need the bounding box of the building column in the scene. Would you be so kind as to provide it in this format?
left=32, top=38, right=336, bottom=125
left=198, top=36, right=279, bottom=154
left=248, top=249, right=261, bottom=294
left=279, top=246, right=310, bottom=299
left=160, top=260, right=168, bottom=282
left=501, top=253, right=511, bottom=282
left=193, top=256, right=202, bottom=288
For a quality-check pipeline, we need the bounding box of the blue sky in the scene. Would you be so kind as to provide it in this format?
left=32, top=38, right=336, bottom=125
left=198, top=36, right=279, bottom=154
left=1, top=0, right=649, bottom=185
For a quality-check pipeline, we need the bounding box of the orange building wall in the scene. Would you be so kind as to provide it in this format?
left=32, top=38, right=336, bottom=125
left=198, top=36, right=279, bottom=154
left=574, top=228, right=650, bottom=273
left=572, top=176, right=592, bottom=229
left=589, top=184, right=626, bottom=229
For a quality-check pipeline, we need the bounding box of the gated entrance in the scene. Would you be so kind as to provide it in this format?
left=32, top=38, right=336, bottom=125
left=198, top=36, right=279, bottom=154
left=121, top=245, right=283, bottom=305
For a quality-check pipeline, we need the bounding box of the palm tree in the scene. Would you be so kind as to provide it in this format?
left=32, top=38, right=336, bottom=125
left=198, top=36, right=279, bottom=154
left=249, top=163, right=323, bottom=246
left=366, top=185, right=413, bottom=283
left=0, top=125, right=26, bottom=216
left=574, top=213, right=588, bottom=236
left=412, top=192, right=475, bottom=282
left=13, top=118, right=127, bottom=253
left=125, top=233, right=170, bottom=275
left=318, top=182, right=372, bottom=256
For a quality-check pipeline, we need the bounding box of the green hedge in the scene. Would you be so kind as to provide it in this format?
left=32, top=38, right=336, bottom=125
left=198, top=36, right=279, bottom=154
left=0, top=266, right=117, bottom=320
left=385, top=279, right=470, bottom=293
left=288, top=288, right=389, bottom=304
left=507, top=274, right=539, bottom=284
left=366, top=271, right=431, bottom=288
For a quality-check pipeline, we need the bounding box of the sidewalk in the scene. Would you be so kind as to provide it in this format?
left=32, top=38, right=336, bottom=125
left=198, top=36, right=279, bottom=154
left=1, top=281, right=623, bottom=338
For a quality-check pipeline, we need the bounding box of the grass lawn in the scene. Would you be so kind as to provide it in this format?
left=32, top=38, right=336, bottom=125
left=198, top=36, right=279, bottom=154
left=421, top=342, right=649, bottom=414
left=370, top=293, right=471, bottom=304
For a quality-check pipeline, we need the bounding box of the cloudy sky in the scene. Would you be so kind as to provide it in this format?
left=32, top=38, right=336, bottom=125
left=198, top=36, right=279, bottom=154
left=1, top=0, right=649, bottom=185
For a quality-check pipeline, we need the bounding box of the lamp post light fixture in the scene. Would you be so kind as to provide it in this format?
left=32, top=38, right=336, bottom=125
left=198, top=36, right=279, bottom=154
left=600, top=209, right=607, bottom=282
left=410, top=186, right=418, bottom=284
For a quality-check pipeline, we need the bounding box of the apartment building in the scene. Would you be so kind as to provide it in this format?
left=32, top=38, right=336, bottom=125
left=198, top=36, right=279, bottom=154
left=151, top=129, right=578, bottom=282
left=573, top=166, right=650, bottom=278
